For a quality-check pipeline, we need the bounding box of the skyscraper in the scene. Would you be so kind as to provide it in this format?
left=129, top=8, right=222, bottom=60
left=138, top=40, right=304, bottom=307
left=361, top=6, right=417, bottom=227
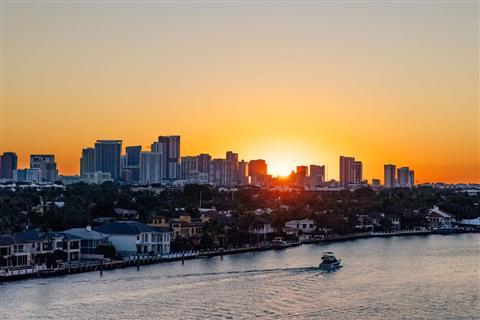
left=153, top=136, right=180, bottom=181
left=296, top=166, right=308, bottom=188
left=352, top=161, right=363, bottom=183
left=339, top=156, right=354, bottom=185
left=237, top=160, right=249, bottom=185
left=226, top=151, right=239, bottom=185
left=397, top=167, right=410, bottom=188
left=80, top=148, right=95, bottom=177
left=124, top=146, right=142, bottom=182
left=309, top=164, right=325, bottom=186
left=181, top=156, right=199, bottom=180
left=408, top=170, right=415, bottom=188
left=139, top=152, right=163, bottom=184
left=94, top=140, right=122, bottom=181
left=0, top=152, right=18, bottom=180
left=30, top=155, right=58, bottom=182
left=209, top=158, right=230, bottom=186
left=197, top=154, right=211, bottom=175
left=384, top=164, right=396, bottom=188
left=248, top=159, right=268, bottom=186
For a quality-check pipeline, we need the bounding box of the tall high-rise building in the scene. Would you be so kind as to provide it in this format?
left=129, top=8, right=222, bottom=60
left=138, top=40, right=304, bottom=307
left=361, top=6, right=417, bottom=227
left=309, top=164, right=325, bottom=186
left=352, top=161, right=363, bottom=183
left=339, top=156, right=355, bottom=185
left=0, top=152, right=18, bottom=180
left=384, top=164, right=396, bottom=188
left=408, top=170, right=415, bottom=188
left=197, top=154, right=211, bottom=175
left=30, top=155, right=58, bottom=182
left=80, top=148, right=95, bottom=177
left=209, top=158, right=230, bottom=186
left=139, top=152, right=163, bottom=184
left=153, top=136, right=180, bottom=181
left=397, top=167, right=410, bottom=188
left=237, top=160, right=249, bottom=185
left=94, top=140, right=122, bottom=181
left=226, top=151, right=239, bottom=185
left=248, top=159, right=268, bottom=186
left=181, top=156, right=199, bottom=180
left=296, top=166, right=308, bottom=188
left=124, top=146, right=142, bottom=182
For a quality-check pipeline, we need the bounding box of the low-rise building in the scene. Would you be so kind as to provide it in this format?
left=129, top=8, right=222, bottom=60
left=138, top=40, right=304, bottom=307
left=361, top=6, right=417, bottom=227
left=285, top=219, right=315, bottom=234
left=95, top=221, right=170, bottom=255
left=62, top=226, right=109, bottom=256
left=427, top=206, right=455, bottom=230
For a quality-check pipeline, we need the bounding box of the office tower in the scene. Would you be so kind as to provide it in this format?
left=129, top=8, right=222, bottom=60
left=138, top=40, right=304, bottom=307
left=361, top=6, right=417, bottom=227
left=139, top=152, right=163, bottom=184
left=408, top=170, right=415, bottom=188
left=309, top=164, right=325, bottom=186
left=181, top=156, right=199, bottom=180
left=126, top=146, right=141, bottom=166
left=384, top=164, right=396, bottom=188
left=209, top=158, right=230, bottom=186
left=397, top=167, right=410, bottom=188
left=352, top=161, right=363, bottom=183
left=94, top=140, right=122, bottom=181
left=339, top=156, right=354, bottom=185
left=226, top=151, right=239, bottom=185
left=80, top=148, right=95, bottom=177
left=0, top=152, right=18, bottom=179
left=153, top=136, right=180, bottom=181
left=296, top=166, right=308, bottom=188
left=198, top=154, right=211, bottom=175
left=248, top=159, right=268, bottom=186
left=30, top=155, right=58, bottom=182
left=237, top=160, right=249, bottom=185
left=124, top=146, right=142, bottom=182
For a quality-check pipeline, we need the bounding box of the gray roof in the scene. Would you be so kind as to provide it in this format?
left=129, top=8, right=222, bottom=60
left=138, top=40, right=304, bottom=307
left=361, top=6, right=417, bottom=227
left=62, top=228, right=108, bottom=240
left=95, top=221, right=166, bottom=235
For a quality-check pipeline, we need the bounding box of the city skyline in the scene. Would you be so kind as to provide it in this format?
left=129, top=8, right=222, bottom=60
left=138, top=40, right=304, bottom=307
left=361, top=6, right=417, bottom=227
left=0, top=133, right=475, bottom=184
left=2, top=2, right=479, bottom=183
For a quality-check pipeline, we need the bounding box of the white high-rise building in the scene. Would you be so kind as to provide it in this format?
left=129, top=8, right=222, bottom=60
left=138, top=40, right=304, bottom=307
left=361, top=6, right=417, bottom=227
left=152, top=136, right=180, bottom=182
left=139, top=152, right=163, bottom=184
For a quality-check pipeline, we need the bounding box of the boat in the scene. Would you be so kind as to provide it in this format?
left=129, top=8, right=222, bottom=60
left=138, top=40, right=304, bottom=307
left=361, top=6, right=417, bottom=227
left=271, top=237, right=288, bottom=249
left=319, top=252, right=342, bottom=270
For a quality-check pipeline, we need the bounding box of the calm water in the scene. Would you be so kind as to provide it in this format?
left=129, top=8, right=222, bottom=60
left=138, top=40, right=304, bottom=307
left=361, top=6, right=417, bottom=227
left=1, top=234, right=479, bottom=319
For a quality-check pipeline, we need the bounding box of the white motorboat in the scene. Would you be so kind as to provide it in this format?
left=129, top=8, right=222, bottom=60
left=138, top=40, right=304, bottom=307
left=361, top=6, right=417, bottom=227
left=319, top=252, right=342, bottom=270
left=271, top=237, right=288, bottom=249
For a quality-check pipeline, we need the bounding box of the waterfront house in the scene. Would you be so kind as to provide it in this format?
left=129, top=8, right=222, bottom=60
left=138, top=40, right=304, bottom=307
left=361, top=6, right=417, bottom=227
left=285, top=219, right=316, bottom=234
left=45, top=232, right=81, bottom=262
left=96, top=221, right=170, bottom=255
left=251, top=217, right=275, bottom=240
left=62, top=226, right=109, bottom=257
left=427, top=206, right=455, bottom=230
left=151, top=215, right=203, bottom=244
left=14, top=229, right=52, bottom=265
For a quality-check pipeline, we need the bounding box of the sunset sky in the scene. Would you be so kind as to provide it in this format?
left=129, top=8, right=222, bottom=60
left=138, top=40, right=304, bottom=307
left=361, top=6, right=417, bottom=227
left=2, top=1, right=479, bottom=183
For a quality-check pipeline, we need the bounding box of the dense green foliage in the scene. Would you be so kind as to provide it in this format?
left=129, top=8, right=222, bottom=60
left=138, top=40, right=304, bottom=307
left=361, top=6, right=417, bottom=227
left=0, top=183, right=478, bottom=238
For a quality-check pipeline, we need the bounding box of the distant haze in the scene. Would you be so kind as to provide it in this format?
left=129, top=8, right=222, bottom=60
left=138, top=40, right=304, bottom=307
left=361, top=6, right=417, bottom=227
left=2, top=1, right=479, bottom=183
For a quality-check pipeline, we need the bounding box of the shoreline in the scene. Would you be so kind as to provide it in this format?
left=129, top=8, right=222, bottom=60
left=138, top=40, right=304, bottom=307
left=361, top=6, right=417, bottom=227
left=1, top=230, right=477, bottom=283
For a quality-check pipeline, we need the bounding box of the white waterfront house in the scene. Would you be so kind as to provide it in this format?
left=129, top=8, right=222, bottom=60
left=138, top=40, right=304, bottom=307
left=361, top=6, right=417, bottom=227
left=95, top=221, right=170, bottom=255
left=285, top=219, right=316, bottom=234
left=427, top=206, right=455, bottom=229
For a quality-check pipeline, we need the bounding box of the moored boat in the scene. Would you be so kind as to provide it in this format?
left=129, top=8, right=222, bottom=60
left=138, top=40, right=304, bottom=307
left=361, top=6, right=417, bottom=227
left=271, top=237, right=288, bottom=249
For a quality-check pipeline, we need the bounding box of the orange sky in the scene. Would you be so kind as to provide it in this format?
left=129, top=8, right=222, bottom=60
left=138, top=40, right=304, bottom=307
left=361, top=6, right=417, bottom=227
left=2, top=2, right=479, bottom=183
